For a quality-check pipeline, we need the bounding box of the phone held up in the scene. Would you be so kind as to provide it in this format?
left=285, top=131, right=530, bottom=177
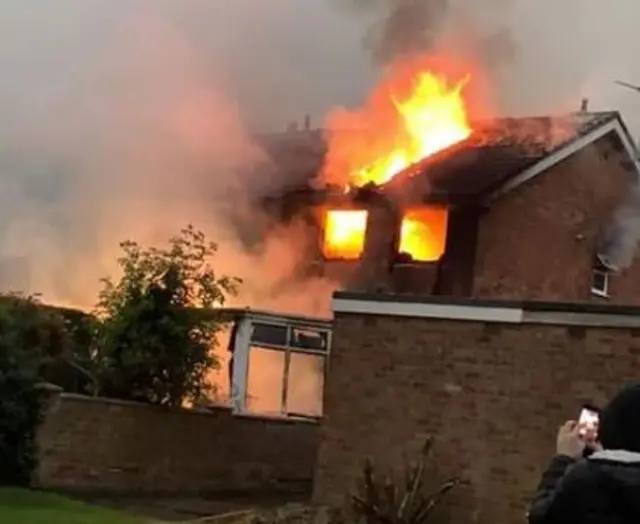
left=578, top=404, right=600, bottom=457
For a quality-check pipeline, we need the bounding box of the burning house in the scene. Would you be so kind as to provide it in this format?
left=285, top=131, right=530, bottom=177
left=226, top=67, right=640, bottom=422
left=231, top=62, right=640, bottom=520
left=258, top=108, right=640, bottom=305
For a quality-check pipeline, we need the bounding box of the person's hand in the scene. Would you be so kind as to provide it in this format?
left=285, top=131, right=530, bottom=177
left=586, top=440, right=603, bottom=453
left=556, top=420, right=585, bottom=458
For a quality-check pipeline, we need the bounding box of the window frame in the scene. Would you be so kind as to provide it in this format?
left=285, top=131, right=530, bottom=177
left=590, top=269, right=609, bottom=297
left=228, top=310, right=331, bottom=420
left=590, top=255, right=611, bottom=298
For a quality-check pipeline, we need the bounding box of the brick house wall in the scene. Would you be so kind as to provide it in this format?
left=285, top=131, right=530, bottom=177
left=474, top=133, right=640, bottom=303
left=35, top=393, right=318, bottom=495
left=313, top=294, right=640, bottom=524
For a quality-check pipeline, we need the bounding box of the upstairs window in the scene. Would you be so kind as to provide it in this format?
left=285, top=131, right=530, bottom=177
left=322, top=209, right=368, bottom=260
left=397, top=206, right=449, bottom=264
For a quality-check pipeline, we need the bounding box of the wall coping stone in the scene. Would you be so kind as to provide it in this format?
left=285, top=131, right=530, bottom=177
left=56, top=393, right=318, bottom=425
left=333, top=291, right=640, bottom=328
left=235, top=411, right=320, bottom=426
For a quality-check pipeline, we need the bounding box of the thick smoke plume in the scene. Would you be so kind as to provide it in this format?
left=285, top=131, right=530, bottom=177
left=0, top=4, right=341, bottom=313
left=598, top=185, right=640, bottom=271
left=335, top=0, right=640, bottom=132
left=341, top=0, right=451, bottom=66
left=0, top=2, right=346, bottom=413
left=336, top=0, right=515, bottom=78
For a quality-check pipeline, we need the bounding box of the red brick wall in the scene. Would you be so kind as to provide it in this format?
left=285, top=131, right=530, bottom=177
left=36, top=393, right=318, bottom=495
left=313, top=311, right=640, bottom=524
left=474, top=135, right=640, bottom=303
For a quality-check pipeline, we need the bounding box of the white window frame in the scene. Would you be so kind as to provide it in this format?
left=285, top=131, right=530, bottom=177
left=590, top=268, right=610, bottom=298
left=228, top=309, right=331, bottom=420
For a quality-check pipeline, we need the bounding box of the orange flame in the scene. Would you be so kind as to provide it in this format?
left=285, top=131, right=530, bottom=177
left=322, top=61, right=473, bottom=262
left=399, top=207, right=449, bottom=262
left=352, top=72, right=471, bottom=187
left=322, top=210, right=367, bottom=260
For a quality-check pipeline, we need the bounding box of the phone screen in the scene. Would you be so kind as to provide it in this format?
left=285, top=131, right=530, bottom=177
left=578, top=407, right=599, bottom=438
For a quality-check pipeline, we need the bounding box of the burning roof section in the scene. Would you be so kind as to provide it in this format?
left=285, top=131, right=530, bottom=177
left=259, top=111, right=632, bottom=207
left=383, top=111, right=624, bottom=204
left=257, top=111, right=639, bottom=265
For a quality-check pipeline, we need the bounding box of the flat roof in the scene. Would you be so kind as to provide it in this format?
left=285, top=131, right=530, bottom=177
left=218, top=307, right=332, bottom=327
left=332, top=291, right=640, bottom=328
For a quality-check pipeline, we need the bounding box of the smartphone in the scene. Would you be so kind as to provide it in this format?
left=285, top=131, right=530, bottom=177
left=578, top=405, right=600, bottom=438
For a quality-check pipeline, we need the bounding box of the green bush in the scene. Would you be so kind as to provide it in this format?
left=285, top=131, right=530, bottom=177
left=94, top=226, right=241, bottom=407
left=0, top=295, right=69, bottom=485
left=38, top=305, right=98, bottom=395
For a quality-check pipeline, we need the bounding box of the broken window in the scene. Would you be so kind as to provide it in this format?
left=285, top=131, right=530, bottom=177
left=397, top=206, right=449, bottom=263
left=322, top=209, right=368, bottom=260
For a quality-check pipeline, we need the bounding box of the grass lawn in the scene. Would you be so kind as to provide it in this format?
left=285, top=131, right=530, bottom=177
left=0, top=488, right=150, bottom=524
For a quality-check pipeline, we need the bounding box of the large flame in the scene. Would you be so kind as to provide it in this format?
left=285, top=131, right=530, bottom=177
left=353, top=72, right=471, bottom=187
left=322, top=61, right=472, bottom=262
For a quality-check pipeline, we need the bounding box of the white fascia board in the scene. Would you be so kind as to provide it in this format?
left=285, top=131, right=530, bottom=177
left=332, top=297, right=524, bottom=323
left=610, top=117, right=640, bottom=179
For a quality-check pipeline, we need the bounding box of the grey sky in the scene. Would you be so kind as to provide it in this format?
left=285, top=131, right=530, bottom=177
left=3, top=1, right=640, bottom=131
left=0, top=1, right=376, bottom=132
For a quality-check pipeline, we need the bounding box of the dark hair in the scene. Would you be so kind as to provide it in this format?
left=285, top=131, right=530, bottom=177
left=599, top=382, right=640, bottom=452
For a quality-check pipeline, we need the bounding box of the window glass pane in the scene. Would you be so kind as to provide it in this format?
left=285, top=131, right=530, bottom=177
left=251, top=323, right=288, bottom=347
left=246, top=346, right=284, bottom=415
left=291, top=327, right=328, bottom=352
left=286, top=353, right=324, bottom=417
left=592, top=270, right=607, bottom=292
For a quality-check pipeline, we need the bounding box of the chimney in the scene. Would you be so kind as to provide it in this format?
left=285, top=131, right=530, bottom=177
left=304, top=114, right=311, bottom=131
left=580, top=98, right=589, bottom=112
left=348, top=199, right=400, bottom=293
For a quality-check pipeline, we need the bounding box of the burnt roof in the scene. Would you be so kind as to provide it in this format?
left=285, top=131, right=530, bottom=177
left=383, top=111, right=623, bottom=203
left=255, top=111, right=633, bottom=208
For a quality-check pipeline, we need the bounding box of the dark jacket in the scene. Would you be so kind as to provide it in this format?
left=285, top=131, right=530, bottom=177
left=528, top=449, right=640, bottom=523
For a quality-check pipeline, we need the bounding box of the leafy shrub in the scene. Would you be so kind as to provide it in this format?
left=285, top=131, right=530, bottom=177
left=346, top=436, right=460, bottom=524
left=0, top=295, right=96, bottom=395
left=94, top=225, right=241, bottom=406
left=0, top=294, right=69, bottom=485
left=38, top=306, right=98, bottom=395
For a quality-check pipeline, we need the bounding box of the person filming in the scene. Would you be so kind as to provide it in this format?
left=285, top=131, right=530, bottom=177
left=528, top=383, right=640, bottom=523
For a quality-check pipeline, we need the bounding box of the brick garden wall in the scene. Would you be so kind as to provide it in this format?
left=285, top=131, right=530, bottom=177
left=313, top=306, right=640, bottom=524
left=35, top=393, right=318, bottom=495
